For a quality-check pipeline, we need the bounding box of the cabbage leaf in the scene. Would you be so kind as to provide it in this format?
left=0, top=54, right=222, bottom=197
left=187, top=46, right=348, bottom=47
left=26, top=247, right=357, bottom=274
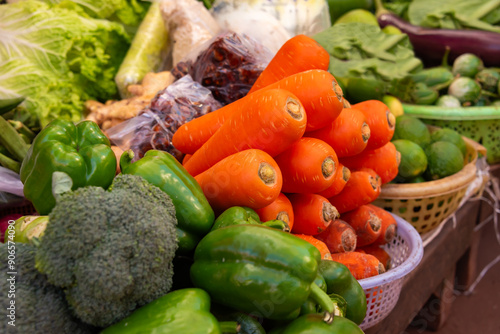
left=0, top=0, right=131, bottom=128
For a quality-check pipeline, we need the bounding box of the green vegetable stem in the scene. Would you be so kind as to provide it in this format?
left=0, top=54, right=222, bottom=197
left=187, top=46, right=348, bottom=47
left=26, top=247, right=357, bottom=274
left=190, top=224, right=335, bottom=321
left=120, top=149, right=215, bottom=254
left=268, top=313, right=364, bottom=334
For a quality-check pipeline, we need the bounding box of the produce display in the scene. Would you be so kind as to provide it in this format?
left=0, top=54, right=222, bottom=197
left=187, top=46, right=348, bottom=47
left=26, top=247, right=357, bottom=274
left=1, top=0, right=498, bottom=333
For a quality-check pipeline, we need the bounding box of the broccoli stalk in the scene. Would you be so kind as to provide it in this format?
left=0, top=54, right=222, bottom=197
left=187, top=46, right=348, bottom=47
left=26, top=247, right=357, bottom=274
left=0, top=242, right=98, bottom=334
left=34, top=174, right=179, bottom=328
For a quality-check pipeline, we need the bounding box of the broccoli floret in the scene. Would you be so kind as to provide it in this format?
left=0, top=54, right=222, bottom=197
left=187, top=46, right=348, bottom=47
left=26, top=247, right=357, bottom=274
left=0, top=242, right=98, bottom=334
left=35, top=174, right=179, bottom=328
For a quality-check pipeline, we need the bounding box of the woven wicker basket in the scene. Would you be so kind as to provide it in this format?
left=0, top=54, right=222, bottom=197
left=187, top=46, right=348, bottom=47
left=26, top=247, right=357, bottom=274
left=372, top=127, right=486, bottom=234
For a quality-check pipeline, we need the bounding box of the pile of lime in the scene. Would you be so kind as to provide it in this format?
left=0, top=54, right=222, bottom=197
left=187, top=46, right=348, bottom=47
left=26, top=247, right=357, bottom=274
left=391, top=115, right=466, bottom=183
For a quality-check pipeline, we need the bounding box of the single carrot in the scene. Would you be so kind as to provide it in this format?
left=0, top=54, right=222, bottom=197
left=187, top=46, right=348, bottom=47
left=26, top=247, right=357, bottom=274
left=327, top=168, right=381, bottom=214
left=288, top=193, right=340, bottom=236
left=194, top=149, right=283, bottom=213
left=317, top=163, right=350, bottom=198
left=340, top=204, right=383, bottom=247
left=357, top=245, right=391, bottom=270
left=306, top=107, right=371, bottom=158
left=248, top=34, right=330, bottom=94
left=182, top=153, right=192, bottom=165
left=366, top=204, right=398, bottom=246
left=293, top=234, right=333, bottom=260
left=260, top=70, right=344, bottom=132
left=183, top=88, right=307, bottom=176
left=255, top=192, right=295, bottom=230
left=274, top=137, right=339, bottom=194
left=315, top=219, right=357, bottom=254
left=352, top=100, right=396, bottom=151
left=173, top=69, right=343, bottom=154
left=330, top=252, right=385, bottom=280
left=340, top=141, right=401, bottom=184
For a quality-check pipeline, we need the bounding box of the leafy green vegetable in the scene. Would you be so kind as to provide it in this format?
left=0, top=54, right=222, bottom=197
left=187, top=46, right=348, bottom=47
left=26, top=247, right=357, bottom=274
left=407, top=0, right=500, bottom=33
left=0, top=1, right=131, bottom=129
left=313, top=22, right=422, bottom=102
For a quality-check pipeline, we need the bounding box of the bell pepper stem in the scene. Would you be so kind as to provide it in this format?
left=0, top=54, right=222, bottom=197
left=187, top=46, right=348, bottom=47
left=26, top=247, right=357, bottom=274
left=309, top=281, right=335, bottom=315
left=119, top=149, right=135, bottom=172
left=218, top=320, right=240, bottom=333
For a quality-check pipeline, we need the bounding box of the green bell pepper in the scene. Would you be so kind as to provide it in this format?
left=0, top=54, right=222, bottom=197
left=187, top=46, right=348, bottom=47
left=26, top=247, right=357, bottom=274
left=19, top=119, right=117, bottom=215
left=318, top=260, right=368, bottom=325
left=190, top=224, right=335, bottom=321
left=120, top=149, right=215, bottom=254
left=212, top=206, right=290, bottom=232
left=269, top=313, right=364, bottom=334
left=101, top=288, right=238, bottom=334
left=6, top=215, right=49, bottom=243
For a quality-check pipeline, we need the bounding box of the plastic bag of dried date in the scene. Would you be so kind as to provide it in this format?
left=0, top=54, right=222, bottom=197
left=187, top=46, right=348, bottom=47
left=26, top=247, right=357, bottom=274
left=170, top=30, right=274, bottom=106
left=106, top=75, right=222, bottom=162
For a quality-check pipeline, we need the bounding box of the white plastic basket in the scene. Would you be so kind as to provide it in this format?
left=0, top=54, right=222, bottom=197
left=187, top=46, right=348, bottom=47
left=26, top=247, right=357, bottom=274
left=358, top=213, right=424, bottom=330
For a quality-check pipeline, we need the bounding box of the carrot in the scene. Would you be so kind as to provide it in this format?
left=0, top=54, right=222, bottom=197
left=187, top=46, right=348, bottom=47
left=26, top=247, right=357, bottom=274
left=260, top=70, right=344, bottom=132
left=357, top=245, right=391, bottom=270
left=327, top=168, right=381, bottom=214
left=317, top=163, right=350, bottom=198
left=255, top=192, right=295, bottom=230
left=173, top=69, right=343, bottom=154
left=340, top=204, right=382, bottom=247
left=330, top=252, right=385, bottom=280
left=288, top=193, right=340, bottom=235
left=248, top=34, right=330, bottom=94
left=182, top=153, right=192, bottom=165
left=274, top=137, right=339, bottom=194
left=352, top=100, right=396, bottom=151
left=315, top=219, right=357, bottom=254
left=183, top=88, right=307, bottom=176
left=293, top=234, right=333, bottom=260
left=366, top=204, right=398, bottom=246
left=340, top=141, right=401, bottom=184
left=306, top=107, right=371, bottom=158
left=194, top=149, right=282, bottom=213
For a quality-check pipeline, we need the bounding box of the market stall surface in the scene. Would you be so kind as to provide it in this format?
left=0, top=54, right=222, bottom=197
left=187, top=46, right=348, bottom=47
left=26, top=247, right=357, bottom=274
left=406, top=213, right=500, bottom=333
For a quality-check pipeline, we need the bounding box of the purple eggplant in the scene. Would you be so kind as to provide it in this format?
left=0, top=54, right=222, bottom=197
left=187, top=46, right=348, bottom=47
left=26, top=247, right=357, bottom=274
left=374, top=1, right=500, bottom=67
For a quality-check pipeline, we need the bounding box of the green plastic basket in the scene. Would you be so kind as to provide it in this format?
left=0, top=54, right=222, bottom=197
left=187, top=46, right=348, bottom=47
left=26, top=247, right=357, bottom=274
left=402, top=104, right=500, bottom=164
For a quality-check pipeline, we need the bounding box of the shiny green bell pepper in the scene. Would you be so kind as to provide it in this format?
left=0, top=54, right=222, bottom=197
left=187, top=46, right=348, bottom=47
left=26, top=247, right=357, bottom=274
left=101, top=288, right=238, bottom=334
left=318, top=260, right=368, bottom=325
left=120, top=149, right=215, bottom=254
left=19, top=119, right=116, bottom=215
left=269, top=313, right=364, bottom=334
left=190, top=224, right=335, bottom=321
left=212, top=206, right=290, bottom=232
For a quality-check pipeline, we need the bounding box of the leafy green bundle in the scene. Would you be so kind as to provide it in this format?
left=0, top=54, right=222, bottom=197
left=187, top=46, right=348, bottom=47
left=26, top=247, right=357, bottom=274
left=0, top=1, right=147, bottom=129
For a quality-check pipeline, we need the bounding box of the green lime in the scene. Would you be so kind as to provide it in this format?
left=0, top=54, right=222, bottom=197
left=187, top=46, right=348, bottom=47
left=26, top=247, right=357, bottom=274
left=424, top=141, right=464, bottom=180
left=334, top=9, right=379, bottom=26
left=392, top=139, right=428, bottom=179
left=392, top=115, right=431, bottom=148
left=431, top=128, right=467, bottom=157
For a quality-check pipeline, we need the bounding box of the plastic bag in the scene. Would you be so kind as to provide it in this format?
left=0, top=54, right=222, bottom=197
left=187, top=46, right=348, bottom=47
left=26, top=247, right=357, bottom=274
left=106, top=75, right=222, bottom=162
left=0, top=166, right=25, bottom=200
left=210, top=2, right=291, bottom=54
left=211, top=0, right=331, bottom=38
left=170, top=30, right=273, bottom=105
left=160, top=0, right=221, bottom=68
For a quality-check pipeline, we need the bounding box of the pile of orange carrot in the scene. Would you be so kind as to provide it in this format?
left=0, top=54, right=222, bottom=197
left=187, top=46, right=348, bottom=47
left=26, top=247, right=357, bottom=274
left=171, top=34, right=401, bottom=281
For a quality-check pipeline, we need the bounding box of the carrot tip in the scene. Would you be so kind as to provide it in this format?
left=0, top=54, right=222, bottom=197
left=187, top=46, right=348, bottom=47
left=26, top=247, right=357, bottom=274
left=387, top=110, right=396, bottom=129
left=333, top=80, right=343, bottom=102
left=323, top=202, right=340, bottom=223
left=361, top=122, right=371, bottom=143
left=258, top=162, right=277, bottom=185
left=322, top=157, right=336, bottom=178
left=276, top=211, right=290, bottom=225
left=286, top=97, right=303, bottom=120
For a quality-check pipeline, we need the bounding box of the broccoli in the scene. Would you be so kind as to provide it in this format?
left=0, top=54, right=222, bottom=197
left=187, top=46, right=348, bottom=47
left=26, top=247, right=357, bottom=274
left=34, top=174, right=179, bottom=328
left=0, top=242, right=98, bottom=334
